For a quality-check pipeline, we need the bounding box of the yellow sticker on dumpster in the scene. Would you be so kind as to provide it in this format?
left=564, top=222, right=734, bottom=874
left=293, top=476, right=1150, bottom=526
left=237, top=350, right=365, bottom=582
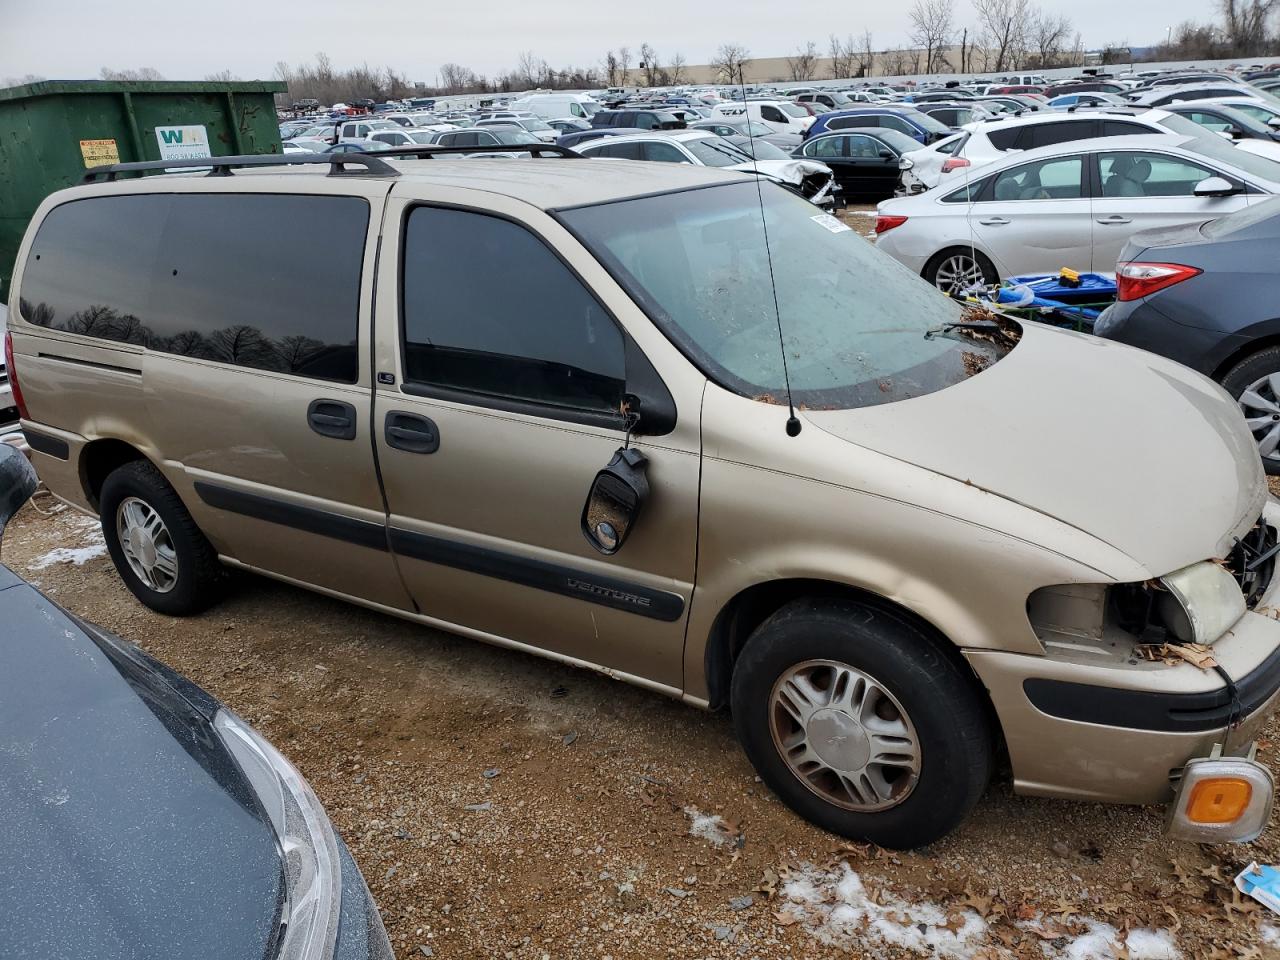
left=80, top=139, right=120, bottom=167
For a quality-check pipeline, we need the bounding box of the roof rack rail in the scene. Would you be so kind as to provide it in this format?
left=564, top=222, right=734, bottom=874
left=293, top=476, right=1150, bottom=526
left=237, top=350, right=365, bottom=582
left=367, top=143, right=583, bottom=159
left=82, top=151, right=400, bottom=183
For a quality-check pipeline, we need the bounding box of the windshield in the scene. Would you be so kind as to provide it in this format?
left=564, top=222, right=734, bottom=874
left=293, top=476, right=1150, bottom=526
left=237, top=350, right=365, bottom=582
left=743, top=121, right=774, bottom=137
left=909, top=110, right=952, bottom=134
left=1232, top=101, right=1280, bottom=122
left=494, top=130, right=540, bottom=144
left=408, top=131, right=436, bottom=143
left=523, top=118, right=553, bottom=131
left=875, top=128, right=927, bottom=153
left=368, top=120, right=399, bottom=131
left=736, top=139, right=790, bottom=160
left=581, top=101, right=601, bottom=115
left=686, top=137, right=755, bottom=166
left=559, top=181, right=1003, bottom=408
left=777, top=103, right=808, bottom=118
left=1179, top=133, right=1280, bottom=182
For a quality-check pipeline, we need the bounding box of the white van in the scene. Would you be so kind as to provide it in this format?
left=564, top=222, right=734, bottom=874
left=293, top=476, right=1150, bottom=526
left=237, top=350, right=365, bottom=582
left=711, top=100, right=814, bottom=135
left=510, top=93, right=602, bottom=121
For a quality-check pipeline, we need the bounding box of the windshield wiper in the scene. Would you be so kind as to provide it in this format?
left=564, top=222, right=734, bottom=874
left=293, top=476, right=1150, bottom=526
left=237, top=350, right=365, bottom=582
left=923, top=320, right=1001, bottom=340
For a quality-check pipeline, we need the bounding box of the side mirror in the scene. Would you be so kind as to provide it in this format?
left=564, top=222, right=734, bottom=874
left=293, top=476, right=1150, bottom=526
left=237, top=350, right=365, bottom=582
left=581, top=447, right=649, bottom=555
left=0, top=443, right=38, bottom=543
left=1268, top=117, right=1280, bottom=129
left=1193, top=175, right=1238, bottom=197
left=878, top=149, right=895, bottom=161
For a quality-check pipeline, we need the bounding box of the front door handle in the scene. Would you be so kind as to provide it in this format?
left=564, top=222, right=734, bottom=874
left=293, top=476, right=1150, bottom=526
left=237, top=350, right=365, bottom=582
left=384, top=411, right=440, bottom=454
left=979, top=216, right=1010, bottom=225
left=307, top=399, right=356, bottom=440
left=1095, top=215, right=1133, bottom=224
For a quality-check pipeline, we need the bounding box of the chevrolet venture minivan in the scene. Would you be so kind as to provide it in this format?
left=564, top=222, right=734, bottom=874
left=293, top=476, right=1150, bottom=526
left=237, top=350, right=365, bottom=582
left=7, top=149, right=1280, bottom=848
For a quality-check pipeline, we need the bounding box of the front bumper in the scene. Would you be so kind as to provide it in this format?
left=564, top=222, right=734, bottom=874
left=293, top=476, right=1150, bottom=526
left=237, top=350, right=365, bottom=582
left=967, top=510, right=1280, bottom=838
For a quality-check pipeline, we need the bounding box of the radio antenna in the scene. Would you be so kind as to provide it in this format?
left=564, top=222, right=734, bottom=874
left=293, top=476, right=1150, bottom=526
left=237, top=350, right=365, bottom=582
left=736, top=74, right=801, bottom=437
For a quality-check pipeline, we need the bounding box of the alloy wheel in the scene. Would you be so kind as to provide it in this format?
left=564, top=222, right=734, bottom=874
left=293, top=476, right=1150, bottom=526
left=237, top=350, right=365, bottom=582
left=116, top=496, right=179, bottom=593
left=769, top=659, right=921, bottom=812
left=1240, top=373, right=1280, bottom=462
left=934, top=253, right=986, bottom=295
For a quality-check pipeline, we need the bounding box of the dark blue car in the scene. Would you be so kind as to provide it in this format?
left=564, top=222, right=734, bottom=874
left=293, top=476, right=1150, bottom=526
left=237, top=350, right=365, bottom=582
left=1096, top=197, right=1280, bottom=473
left=804, top=105, right=951, bottom=144
left=0, top=444, right=395, bottom=960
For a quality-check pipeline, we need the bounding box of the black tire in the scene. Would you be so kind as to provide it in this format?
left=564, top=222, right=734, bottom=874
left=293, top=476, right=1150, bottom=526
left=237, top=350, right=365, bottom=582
left=1220, top=346, right=1280, bottom=476
left=923, top=247, right=997, bottom=295
left=99, top=460, right=226, bottom=615
left=731, top=597, right=993, bottom=849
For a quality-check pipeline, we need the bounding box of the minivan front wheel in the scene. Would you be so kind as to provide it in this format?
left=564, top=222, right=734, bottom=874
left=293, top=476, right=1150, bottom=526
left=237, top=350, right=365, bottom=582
left=731, top=598, right=993, bottom=849
left=100, top=460, right=226, bottom=615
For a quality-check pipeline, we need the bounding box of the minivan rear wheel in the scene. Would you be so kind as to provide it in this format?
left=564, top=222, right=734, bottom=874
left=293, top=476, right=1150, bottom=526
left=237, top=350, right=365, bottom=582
left=99, top=460, right=226, bottom=615
left=730, top=597, right=993, bottom=849
left=1221, top=346, right=1280, bottom=475
left=924, top=247, right=996, bottom=295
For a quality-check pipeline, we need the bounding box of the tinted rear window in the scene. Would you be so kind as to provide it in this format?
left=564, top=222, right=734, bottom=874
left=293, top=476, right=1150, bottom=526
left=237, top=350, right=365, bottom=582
left=19, top=193, right=367, bottom=382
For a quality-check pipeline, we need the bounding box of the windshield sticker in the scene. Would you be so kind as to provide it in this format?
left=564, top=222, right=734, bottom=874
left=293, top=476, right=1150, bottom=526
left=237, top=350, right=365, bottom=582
left=810, top=213, right=852, bottom=234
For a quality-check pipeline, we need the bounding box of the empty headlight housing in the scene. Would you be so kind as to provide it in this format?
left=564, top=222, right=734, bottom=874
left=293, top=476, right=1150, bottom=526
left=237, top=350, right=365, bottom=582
left=215, top=710, right=342, bottom=960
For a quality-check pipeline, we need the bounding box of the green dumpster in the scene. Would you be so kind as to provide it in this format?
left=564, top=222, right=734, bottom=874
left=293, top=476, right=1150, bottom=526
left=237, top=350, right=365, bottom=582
left=0, top=79, right=287, bottom=303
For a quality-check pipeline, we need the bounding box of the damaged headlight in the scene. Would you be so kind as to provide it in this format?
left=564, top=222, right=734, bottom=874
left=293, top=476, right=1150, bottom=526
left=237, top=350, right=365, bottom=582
left=1156, top=561, right=1246, bottom=647
left=1029, top=560, right=1248, bottom=655
left=215, top=710, right=342, bottom=960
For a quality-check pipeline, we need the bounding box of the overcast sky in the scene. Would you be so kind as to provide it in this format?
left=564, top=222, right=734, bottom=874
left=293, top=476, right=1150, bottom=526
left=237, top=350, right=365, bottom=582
left=2, top=0, right=1198, bottom=83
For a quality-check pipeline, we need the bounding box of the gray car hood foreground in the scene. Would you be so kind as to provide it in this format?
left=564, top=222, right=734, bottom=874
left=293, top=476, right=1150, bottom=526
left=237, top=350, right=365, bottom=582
left=0, top=576, right=284, bottom=960
left=807, top=322, right=1266, bottom=576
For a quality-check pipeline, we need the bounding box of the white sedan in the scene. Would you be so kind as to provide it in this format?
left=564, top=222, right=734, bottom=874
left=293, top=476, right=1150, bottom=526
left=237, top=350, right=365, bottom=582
left=876, top=133, right=1280, bottom=292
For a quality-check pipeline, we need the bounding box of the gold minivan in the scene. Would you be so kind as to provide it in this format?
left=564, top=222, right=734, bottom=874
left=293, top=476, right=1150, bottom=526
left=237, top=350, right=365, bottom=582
left=7, top=149, right=1280, bottom=847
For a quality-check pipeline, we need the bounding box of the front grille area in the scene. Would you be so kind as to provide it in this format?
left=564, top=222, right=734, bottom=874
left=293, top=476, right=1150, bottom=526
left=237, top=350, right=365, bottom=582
left=1229, top=517, right=1278, bottom=609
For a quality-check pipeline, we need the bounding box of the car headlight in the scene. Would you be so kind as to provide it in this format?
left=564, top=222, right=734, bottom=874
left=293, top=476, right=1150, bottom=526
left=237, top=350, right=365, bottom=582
left=1158, top=560, right=1246, bottom=647
left=215, top=710, right=342, bottom=960
left=898, top=157, right=914, bottom=169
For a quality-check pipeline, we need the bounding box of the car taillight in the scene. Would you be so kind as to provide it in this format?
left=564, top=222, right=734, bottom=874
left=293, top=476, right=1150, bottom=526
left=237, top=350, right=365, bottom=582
left=1115, top=262, right=1202, bottom=301
left=3, top=331, right=28, bottom=421
left=874, top=214, right=908, bottom=234
left=941, top=156, right=970, bottom=173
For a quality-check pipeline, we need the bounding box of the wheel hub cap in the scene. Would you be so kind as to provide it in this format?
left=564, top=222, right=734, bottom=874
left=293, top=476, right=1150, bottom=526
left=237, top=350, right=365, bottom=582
left=808, top=708, right=871, bottom=770
left=769, top=659, right=921, bottom=812
left=116, top=497, right=178, bottom=594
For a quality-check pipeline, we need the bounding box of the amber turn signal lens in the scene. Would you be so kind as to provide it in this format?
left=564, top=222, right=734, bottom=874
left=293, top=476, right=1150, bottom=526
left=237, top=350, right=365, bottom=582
left=1185, top=778, right=1253, bottom=824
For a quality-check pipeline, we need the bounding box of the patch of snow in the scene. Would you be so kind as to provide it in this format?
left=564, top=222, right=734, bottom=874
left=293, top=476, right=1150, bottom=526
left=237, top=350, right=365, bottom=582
left=779, top=863, right=987, bottom=958
left=1121, top=928, right=1180, bottom=959
left=683, top=805, right=732, bottom=848
left=778, top=862, right=1181, bottom=960
left=28, top=514, right=106, bottom=569
left=1261, top=924, right=1280, bottom=946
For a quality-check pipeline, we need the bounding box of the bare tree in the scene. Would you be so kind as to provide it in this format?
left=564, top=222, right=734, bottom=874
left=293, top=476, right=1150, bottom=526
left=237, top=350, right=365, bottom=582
left=972, top=0, right=1032, bottom=71
left=99, top=66, right=165, bottom=81
left=827, top=35, right=851, bottom=79
left=204, top=70, right=239, bottom=82
left=3, top=73, right=45, bottom=86
left=712, top=43, right=752, bottom=85
left=638, top=43, right=660, bottom=86
left=1220, top=0, right=1278, bottom=55
left=909, top=0, right=955, bottom=73
left=1029, top=10, right=1075, bottom=67
left=618, top=46, right=632, bottom=85
left=858, top=31, right=877, bottom=77
left=786, top=41, right=820, bottom=81
left=667, top=52, right=689, bottom=85
left=516, top=51, right=547, bottom=89
left=603, top=50, right=620, bottom=86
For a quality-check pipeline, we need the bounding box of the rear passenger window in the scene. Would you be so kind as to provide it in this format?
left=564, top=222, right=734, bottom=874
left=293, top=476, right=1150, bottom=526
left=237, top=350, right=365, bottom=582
left=400, top=207, right=625, bottom=414
left=644, top=141, right=690, bottom=163
left=1102, top=120, right=1152, bottom=136
left=1020, top=120, right=1095, bottom=149
left=985, top=128, right=1021, bottom=150
left=19, top=194, right=366, bottom=383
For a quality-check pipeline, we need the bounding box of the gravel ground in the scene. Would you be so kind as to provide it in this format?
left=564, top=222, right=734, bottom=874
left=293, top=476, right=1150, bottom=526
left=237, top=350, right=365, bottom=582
left=7, top=494, right=1280, bottom=960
